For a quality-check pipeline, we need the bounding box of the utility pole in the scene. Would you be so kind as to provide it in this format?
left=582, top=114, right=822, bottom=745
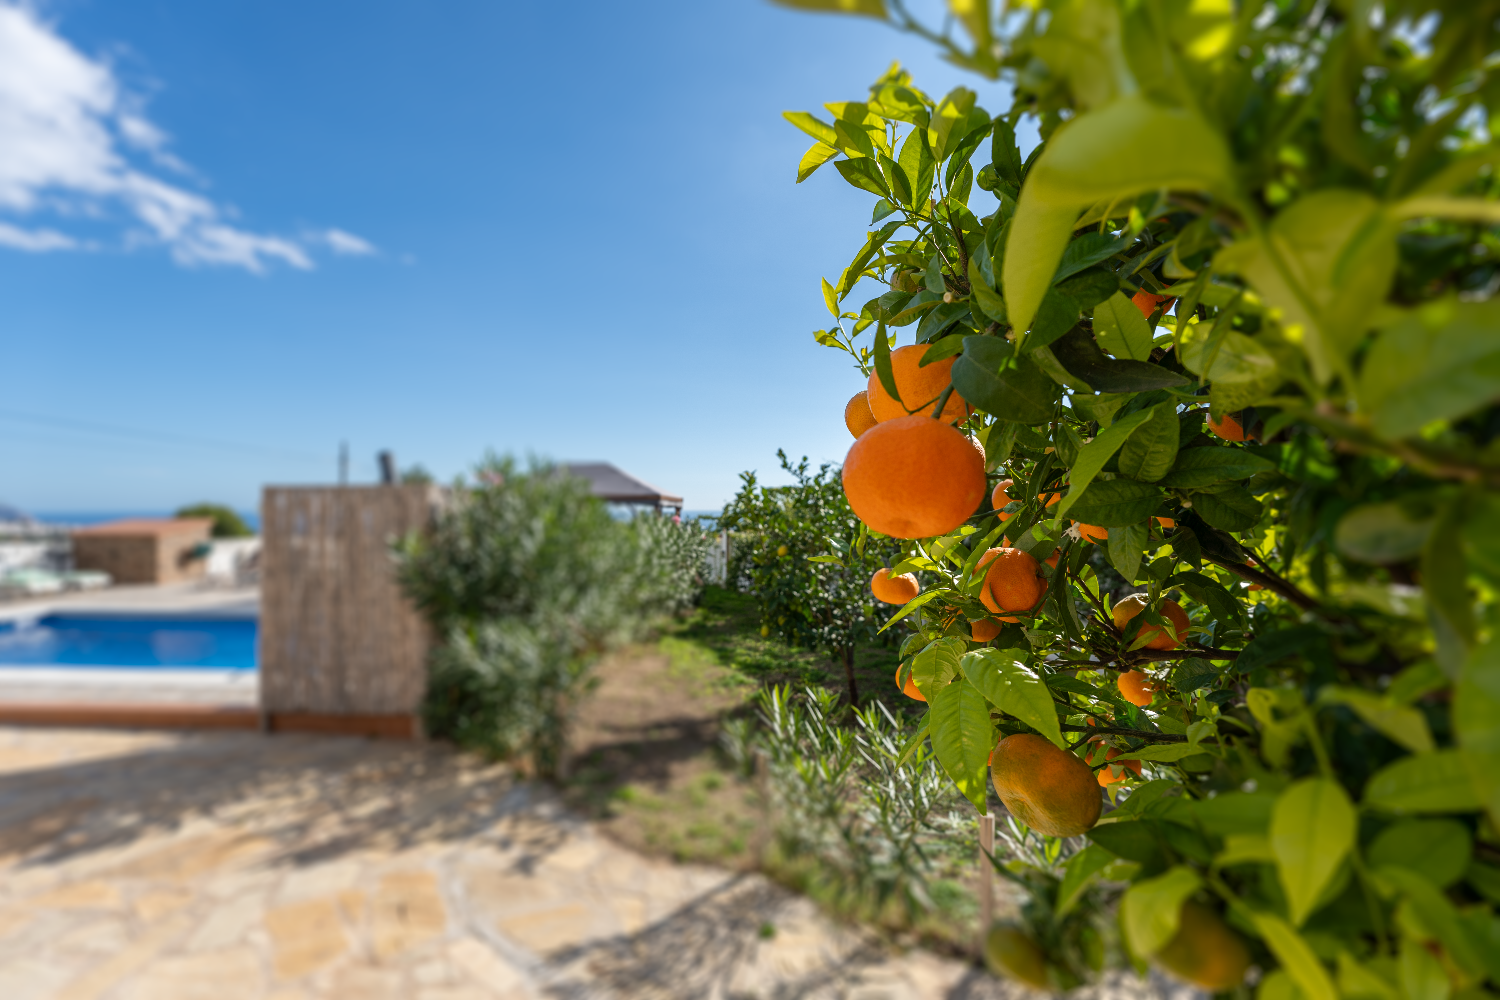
left=338, top=441, right=349, bottom=485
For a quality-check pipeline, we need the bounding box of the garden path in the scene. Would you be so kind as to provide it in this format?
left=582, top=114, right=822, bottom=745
left=0, top=726, right=1190, bottom=1000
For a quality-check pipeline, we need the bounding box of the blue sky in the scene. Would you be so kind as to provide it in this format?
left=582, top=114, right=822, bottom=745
left=0, top=0, right=1018, bottom=515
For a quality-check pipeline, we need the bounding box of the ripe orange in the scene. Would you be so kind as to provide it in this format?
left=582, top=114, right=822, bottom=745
left=870, top=568, right=920, bottom=605
left=985, top=925, right=1049, bottom=989
left=843, top=416, right=986, bottom=539
left=1117, top=669, right=1156, bottom=707
left=1206, top=412, right=1247, bottom=441
left=895, top=663, right=926, bottom=702
left=976, top=547, right=1046, bottom=621
left=990, top=478, right=1013, bottom=513
left=971, top=618, right=1003, bottom=642
left=1132, top=288, right=1173, bottom=319
left=1096, top=746, right=1143, bottom=786
left=1112, top=594, right=1190, bottom=650
left=866, top=345, right=971, bottom=423
left=1154, top=901, right=1251, bottom=991
left=990, top=734, right=1102, bottom=837
left=1156, top=517, right=1176, bottom=529
left=844, top=391, right=878, bottom=439
left=1076, top=523, right=1109, bottom=543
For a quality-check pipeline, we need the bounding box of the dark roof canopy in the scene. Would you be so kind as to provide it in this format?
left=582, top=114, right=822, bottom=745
left=559, top=463, right=683, bottom=507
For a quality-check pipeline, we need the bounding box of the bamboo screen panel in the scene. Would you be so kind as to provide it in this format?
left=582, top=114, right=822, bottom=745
left=259, top=485, right=439, bottom=716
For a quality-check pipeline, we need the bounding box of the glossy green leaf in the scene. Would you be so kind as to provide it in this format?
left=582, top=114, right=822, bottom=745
left=896, top=126, right=934, bottom=210
left=1056, top=844, right=1113, bottom=918
left=1066, top=478, right=1164, bottom=527
left=783, top=110, right=837, bottom=145
left=1048, top=327, right=1191, bottom=393
left=1120, top=865, right=1201, bottom=958
left=1055, top=407, right=1156, bottom=518
left=1024, top=287, right=1082, bottom=353
left=1250, top=913, right=1338, bottom=1000
left=1003, top=94, right=1235, bottom=337
left=1178, top=326, right=1280, bottom=385
left=894, top=715, right=931, bottom=767
left=1157, top=446, right=1275, bottom=488
left=1360, top=299, right=1500, bottom=439
left=910, top=636, right=966, bottom=701
left=1107, top=522, right=1147, bottom=581
left=1271, top=777, right=1356, bottom=926
left=1378, top=865, right=1487, bottom=978
left=1094, top=291, right=1154, bottom=361
left=930, top=676, right=994, bottom=812
left=1193, top=484, right=1262, bottom=532
left=1130, top=741, right=1217, bottom=763
left=1335, top=952, right=1400, bottom=1000
left=951, top=336, right=1058, bottom=425
left=1056, top=233, right=1132, bottom=284
left=960, top=648, right=1065, bottom=748
left=833, top=157, right=890, bottom=199
left=1363, top=749, right=1482, bottom=813
left=1398, top=937, right=1449, bottom=1000
left=1118, top=403, right=1179, bottom=482
left=796, top=141, right=840, bottom=182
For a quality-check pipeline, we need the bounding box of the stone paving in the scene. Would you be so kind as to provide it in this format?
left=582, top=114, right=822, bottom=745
left=0, top=727, right=1190, bottom=1000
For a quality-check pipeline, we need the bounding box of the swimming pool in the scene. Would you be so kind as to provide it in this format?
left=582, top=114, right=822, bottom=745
left=0, top=615, right=257, bottom=670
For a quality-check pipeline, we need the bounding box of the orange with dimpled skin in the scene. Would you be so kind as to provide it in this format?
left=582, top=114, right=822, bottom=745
left=1207, top=412, right=1247, bottom=441
left=1112, top=593, right=1191, bottom=650
left=971, top=618, right=1003, bottom=642
left=866, top=345, right=970, bottom=423
left=870, top=568, right=919, bottom=605
left=1097, top=746, right=1143, bottom=785
left=842, top=416, right=987, bottom=539
left=976, top=547, right=1046, bottom=623
left=895, top=663, right=926, bottom=702
left=1117, top=669, right=1156, bottom=706
left=989, top=734, right=1102, bottom=837
left=844, top=391, right=878, bottom=439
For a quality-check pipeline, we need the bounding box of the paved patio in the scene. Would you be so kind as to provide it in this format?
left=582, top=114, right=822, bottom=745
left=0, top=725, right=1042, bottom=1000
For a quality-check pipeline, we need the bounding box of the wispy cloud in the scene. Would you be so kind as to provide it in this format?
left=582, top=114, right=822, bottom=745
left=0, top=2, right=374, bottom=272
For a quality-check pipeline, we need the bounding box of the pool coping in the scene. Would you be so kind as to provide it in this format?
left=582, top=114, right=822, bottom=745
left=0, top=703, right=419, bottom=738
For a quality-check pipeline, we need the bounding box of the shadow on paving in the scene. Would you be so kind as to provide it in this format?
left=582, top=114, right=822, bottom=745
left=0, top=731, right=555, bottom=871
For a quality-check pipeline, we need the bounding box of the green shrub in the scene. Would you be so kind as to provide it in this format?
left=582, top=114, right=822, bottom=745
left=175, top=503, right=252, bottom=538
left=394, top=456, right=709, bottom=773
left=720, top=451, right=907, bottom=704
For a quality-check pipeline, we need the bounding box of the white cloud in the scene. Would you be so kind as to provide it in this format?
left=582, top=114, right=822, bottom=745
left=321, top=228, right=377, bottom=256
left=0, top=2, right=372, bottom=272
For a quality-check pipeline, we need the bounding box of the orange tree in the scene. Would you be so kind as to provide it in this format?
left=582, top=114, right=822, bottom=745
left=775, top=0, right=1500, bottom=994
left=721, top=450, right=906, bottom=705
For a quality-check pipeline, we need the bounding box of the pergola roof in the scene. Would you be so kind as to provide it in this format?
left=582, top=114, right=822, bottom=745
left=559, top=463, right=683, bottom=507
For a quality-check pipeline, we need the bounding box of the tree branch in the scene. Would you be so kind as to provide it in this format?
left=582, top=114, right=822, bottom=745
left=1058, top=723, right=1217, bottom=745
left=1208, top=555, right=1319, bottom=612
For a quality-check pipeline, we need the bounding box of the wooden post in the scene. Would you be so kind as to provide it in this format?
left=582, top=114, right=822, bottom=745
left=979, top=813, right=995, bottom=955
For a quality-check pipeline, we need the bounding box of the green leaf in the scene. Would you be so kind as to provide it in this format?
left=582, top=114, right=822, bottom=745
left=1270, top=777, right=1357, bottom=926
left=1214, top=189, right=1397, bottom=386
left=967, top=254, right=1007, bottom=324
left=1049, top=327, right=1191, bottom=393
left=960, top=649, right=1066, bottom=749
left=1366, top=819, right=1471, bottom=888
left=1336, top=952, right=1401, bottom=1000
left=1120, top=865, right=1202, bottom=958
left=990, top=116, right=1022, bottom=191
left=1249, top=913, right=1338, bottom=1000
left=1002, top=94, right=1235, bottom=337
left=877, top=588, right=945, bottom=633
left=821, top=277, right=840, bottom=317
left=1055, top=267, right=1120, bottom=311
left=1055, top=407, right=1156, bottom=518
left=909, top=635, right=966, bottom=699
left=1066, top=478, right=1164, bottom=527
left=895, top=716, right=930, bottom=767
left=1107, top=522, right=1148, bottom=581
left=1192, top=484, right=1262, bottom=532
left=1157, top=444, right=1275, bottom=488
left=951, top=336, right=1058, bottom=425
left=1363, top=749, right=1483, bottom=813
left=1332, top=503, right=1435, bottom=564
left=930, top=677, right=995, bottom=812
left=1165, top=790, right=1276, bottom=835
left=1024, top=286, right=1082, bottom=353
left=1360, top=299, right=1500, bottom=440
left=896, top=126, right=934, bottom=210
left=1094, top=292, right=1155, bottom=361
left=869, top=83, right=930, bottom=128
left=1398, top=937, right=1449, bottom=1000
left=1056, top=843, right=1113, bottom=918
left=782, top=110, right=837, bottom=145
left=1455, top=638, right=1500, bottom=827
left=796, top=141, right=840, bottom=183
left=1055, top=232, right=1132, bottom=284
left=1129, top=742, right=1217, bottom=763
left=1118, top=403, right=1179, bottom=482
left=1070, top=392, right=1130, bottom=425
left=1178, top=326, right=1280, bottom=385
left=769, top=0, right=887, bottom=17
left=833, top=157, right=890, bottom=199
left=873, top=322, right=900, bottom=404
left=832, top=117, right=876, bottom=159
left=929, top=87, right=977, bottom=161
left=1317, top=687, right=1435, bottom=754
left=1423, top=498, right=1475, bottom=679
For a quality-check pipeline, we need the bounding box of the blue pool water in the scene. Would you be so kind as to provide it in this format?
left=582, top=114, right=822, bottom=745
left=0, top=615, right=257, bottom=669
